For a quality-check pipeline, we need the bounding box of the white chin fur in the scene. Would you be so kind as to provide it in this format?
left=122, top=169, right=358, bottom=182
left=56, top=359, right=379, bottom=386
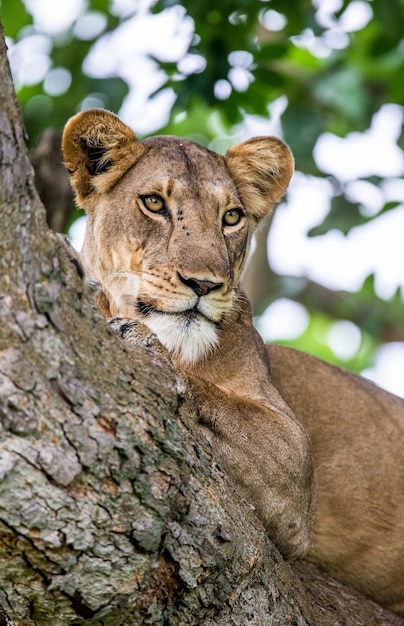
left=146, top=312, right=218, bottom=365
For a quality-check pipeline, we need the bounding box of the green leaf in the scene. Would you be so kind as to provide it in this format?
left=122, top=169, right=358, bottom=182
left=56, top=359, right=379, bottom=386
left=1, top=0, right=32, bottom=39
left=308, top=194, right=365, bottom=237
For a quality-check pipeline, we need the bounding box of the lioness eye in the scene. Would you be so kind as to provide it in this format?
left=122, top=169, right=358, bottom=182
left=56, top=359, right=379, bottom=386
left=142, top=194, right=165, bottom=213
left=223, top=208, right=243, bottom=227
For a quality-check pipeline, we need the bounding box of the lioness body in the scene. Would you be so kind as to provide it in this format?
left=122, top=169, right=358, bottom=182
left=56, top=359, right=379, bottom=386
left=269, top=344, right=404, bottom=613
left=62, top=109, right=404, bottom=614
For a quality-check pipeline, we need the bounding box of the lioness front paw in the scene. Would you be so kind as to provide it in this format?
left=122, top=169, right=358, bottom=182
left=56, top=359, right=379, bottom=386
left=108, top=317, right=169, bottom=358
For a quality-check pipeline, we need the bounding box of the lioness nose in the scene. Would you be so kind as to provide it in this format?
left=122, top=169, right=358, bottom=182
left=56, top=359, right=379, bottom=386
left=178, top=273, right=223, bottom=297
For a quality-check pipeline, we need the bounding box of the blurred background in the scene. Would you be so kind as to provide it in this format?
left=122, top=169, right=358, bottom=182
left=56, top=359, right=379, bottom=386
left=2, top=0, right=404, bottom=396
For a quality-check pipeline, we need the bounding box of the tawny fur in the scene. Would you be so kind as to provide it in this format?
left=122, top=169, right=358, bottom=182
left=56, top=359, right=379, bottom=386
left=62, top=109, right=404, bottom=615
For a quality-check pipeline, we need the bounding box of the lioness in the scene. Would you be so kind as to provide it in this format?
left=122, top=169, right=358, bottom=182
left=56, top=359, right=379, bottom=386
left=62, top=109, right=404, bottom=614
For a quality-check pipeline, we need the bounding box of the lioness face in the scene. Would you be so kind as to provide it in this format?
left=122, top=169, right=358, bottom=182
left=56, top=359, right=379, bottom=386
left=87, top=138, right=252, bottom=363
left=62, top=109, right=294, bottom=364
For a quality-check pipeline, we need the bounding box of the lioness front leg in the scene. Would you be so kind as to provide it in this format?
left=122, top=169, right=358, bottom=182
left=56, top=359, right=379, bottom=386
left=185, top=374, right=315, bottom=561
left=108, top=317, right=314, bottom=560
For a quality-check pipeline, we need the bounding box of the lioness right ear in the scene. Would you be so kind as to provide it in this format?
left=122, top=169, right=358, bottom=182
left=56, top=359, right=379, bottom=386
left=225, top=136, right=294, bottom=223
left=62, top=109, right=145, bottom=205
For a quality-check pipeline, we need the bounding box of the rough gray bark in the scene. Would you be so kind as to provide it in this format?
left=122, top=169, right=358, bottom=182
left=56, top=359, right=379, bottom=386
left=0, top=26, right=403, bottom=626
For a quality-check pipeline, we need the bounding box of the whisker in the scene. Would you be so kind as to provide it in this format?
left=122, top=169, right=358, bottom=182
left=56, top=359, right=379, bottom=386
left=111, top=269, right=146, bottom=279
left=109, top=269, right=165, bottom=288
left=137, top=300, right=155, bottom=316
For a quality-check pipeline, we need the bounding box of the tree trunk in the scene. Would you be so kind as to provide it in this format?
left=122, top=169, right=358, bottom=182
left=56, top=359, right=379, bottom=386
left=0, top=27, right=402, bottom=626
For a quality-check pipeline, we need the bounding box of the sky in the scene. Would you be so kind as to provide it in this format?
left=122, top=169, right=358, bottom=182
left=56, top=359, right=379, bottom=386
left=9, top=0, right=404, bottom=397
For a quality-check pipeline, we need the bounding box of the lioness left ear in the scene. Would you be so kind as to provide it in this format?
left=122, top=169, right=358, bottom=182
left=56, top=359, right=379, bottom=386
left=225, top=136, right=294, bottom=222
left=62, top=108, right=145, bottom=206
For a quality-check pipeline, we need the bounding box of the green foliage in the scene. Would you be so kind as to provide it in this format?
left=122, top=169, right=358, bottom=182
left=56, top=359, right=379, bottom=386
left=275, top=312, right=376, bottom=375
left=294, top=274, right=403, bottom=371
left=2, top=0, right=126, bottom=145
left=308, top=194, right=365, bottom=236
left=1, top=0, right=32, bottom=38
left=155, top=0, right=404, bottom=170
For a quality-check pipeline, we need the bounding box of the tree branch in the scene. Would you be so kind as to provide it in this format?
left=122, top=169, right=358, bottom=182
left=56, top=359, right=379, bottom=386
left=30, top=129, right=74, bottom=233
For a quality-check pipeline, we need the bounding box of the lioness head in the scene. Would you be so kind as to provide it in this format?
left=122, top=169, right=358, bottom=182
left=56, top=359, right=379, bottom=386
left=62, top=109, right=293, bottom=365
